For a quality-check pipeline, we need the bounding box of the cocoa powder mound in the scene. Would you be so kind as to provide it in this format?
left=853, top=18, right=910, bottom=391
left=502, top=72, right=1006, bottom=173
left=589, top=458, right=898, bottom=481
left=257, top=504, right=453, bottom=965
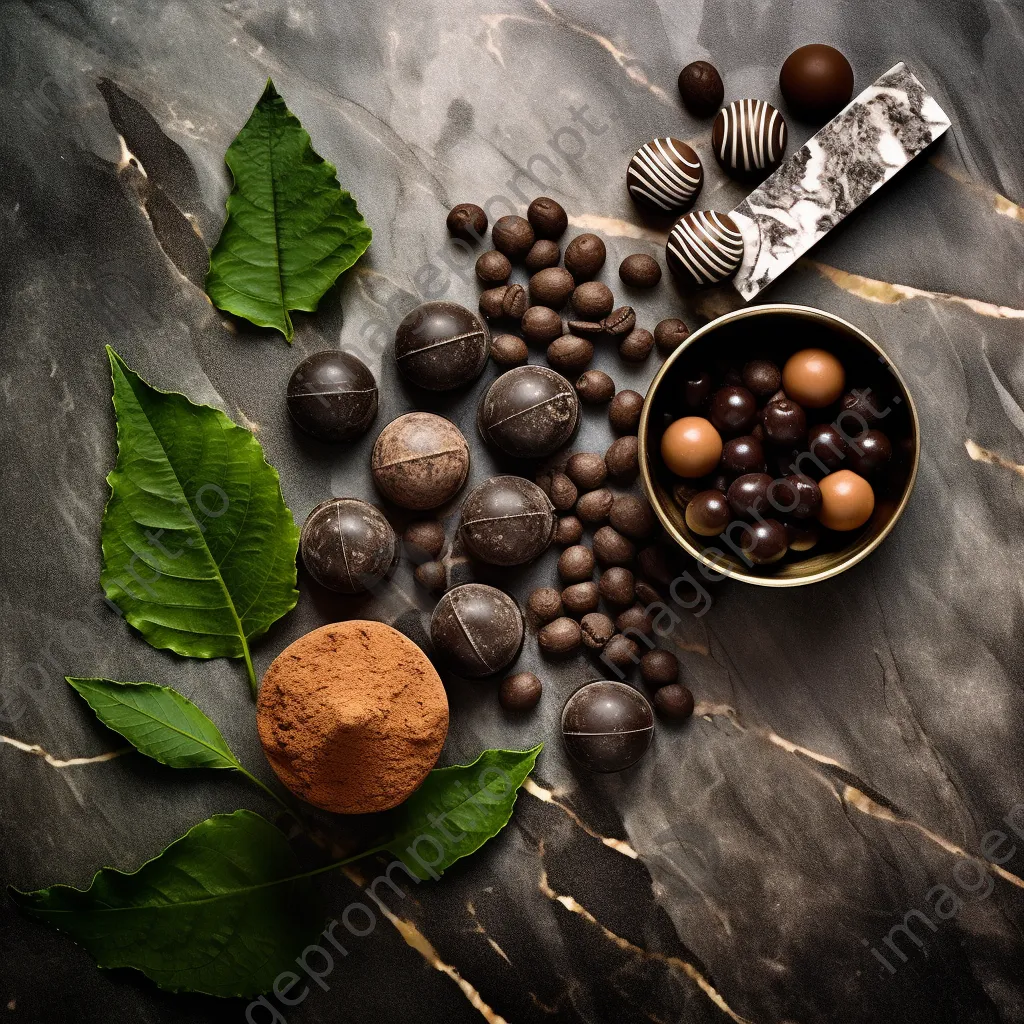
left=256, top=621, right=449, bottom=814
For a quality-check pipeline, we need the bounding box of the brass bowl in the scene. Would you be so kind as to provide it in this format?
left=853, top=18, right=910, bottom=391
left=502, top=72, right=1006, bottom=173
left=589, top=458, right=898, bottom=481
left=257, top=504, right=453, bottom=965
left=639, top=304, right=920, bottom=587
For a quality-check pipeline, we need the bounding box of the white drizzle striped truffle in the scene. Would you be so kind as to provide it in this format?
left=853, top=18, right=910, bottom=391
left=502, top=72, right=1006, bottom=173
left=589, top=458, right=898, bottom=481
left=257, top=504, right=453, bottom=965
left=626, top=137, right=703, bottom=214
left=665, top=211, right=744, bottom=286
left=711, top=100, right=787, bottom=177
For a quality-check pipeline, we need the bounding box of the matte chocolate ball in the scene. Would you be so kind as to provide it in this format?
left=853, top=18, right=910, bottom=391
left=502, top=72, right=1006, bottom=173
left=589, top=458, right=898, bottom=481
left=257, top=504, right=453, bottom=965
left=740, top=519, right=789, bottom=564
left=709, top=386, right=758, bottom=436
left=641, top=649, right=679, bottom=687
left=685, top=489, right=730, bottom=536
left=610, top=494, right=656, bottom=540
left=619, top=254, right=662, bottom=288
left=430, top=583, right=524, bottom=678
left=446, top=203, right=486, bottom=242
left=524, top=239, right=561, bottom=272
left=564, top=233, right=607, bottom=280
left=547, top=335, right=593, bottom=374
left=653, top=683, right=695, bottom=721
left=780, top=44, right=854, bottom=121
left=742, top=359, right=782, bottom=398
left=661, top=417, right=723, bottom=478
left=529, top=267, right=575, bottom=308
left=527, top=197, right=568, bottom=239
left=527, top=586, right=564, bottom=626
left=566, top=452, right=608, bottom=490
left=490, top=334, right=528, bottom=368
left=521, top=305, right=565, bottom=343
left=572, top=281, right=615, bottom=319
left=555, top=515, right=584, bottom=546
left=654, top=318, right=690, bottom=354
left=287, top=351, right=378, bottom=443
left=372, top=413, right=469, bottom=510
left=677, top=60, right=724, bottom=117
left=558, top=544, right=595, bottom=583
left=476, top=250, right=512, bottom=284
left=301, top=498, right=398, bottom=594
left=562, top=681, right=654, bottom=773
left=492, top=215, right=535, bottom=259
left=459, top=476, right=556, bottom=566
left=500, top=672, right=542, bottom=712
left=576, top=369, right=616, bottom=404
left=395, top=301, right=490, bottom=391
left=478, top=365, right=579, bottom=458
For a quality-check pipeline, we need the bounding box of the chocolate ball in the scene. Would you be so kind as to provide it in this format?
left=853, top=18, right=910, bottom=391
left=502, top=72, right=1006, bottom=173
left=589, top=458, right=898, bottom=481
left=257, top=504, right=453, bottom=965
left=839, top=388, right=885, bottom=428
left=572, top=281, right=615, bottom=319
left=301, top=498, right=398, bottom=594
left=564, top=233, right=607, bottom=280
left=446, top=203, right=486, bottom=242
left=780, top=44, right=854, bottom=121
left=372, top=413, right=470, bottom=510
left=395, top=301, right=490, bottom=391
left=431, top=583, right=524, bottom=678
left=709, top=386, right=758, bottom=436
left=555, top=515, right=584, bottom=545
left=772, top=474, right=821, bottom=519
left=666, top=210, right=745, bottom=285
left=527, top=586, right=564, bottom=626
left=476, top=250, right=512, bottom=284
left=849, top=430, right=892, bottom=476
left=500, top=672, right=542, bottom=712
left=538, top=616, right=583, bottom=656
left=490, top=333, right=529, bottom=367
left=677, top=60, right=724, bottom=117
left=808, top=423, right=849, bottom=471
left=740, top=519, right=789, bottom=564
left=527, top=197, right=568, bottom=239
left=561, top=581, right=600, bottom=617
left=459, top=476, right=556, bottom=566
left=684, top=489, right=730, bottom=537
left=727, top=473, right=774, bottom=519
left=610, top=494, right=656, bottom=540
left=562, top=681, right=654, bottom=773
left=492, top=215, right=535, bottom=259
left=606, top=435, right=640, bottom=482
left=414, top=560, right=447, bottom=593
left=712, top=101, right=788, bottom=178
left=619, top=328, right=655, bottom=363
left=783, top=348, right=845, bottom=408
left=287, top=351, right=378, bottom=443
left=599, top=566, right=636, bottom=608
left=566, top=452, right=607, bottom=491
left=522, top=306, right=565, bottom=344
left=609, top=390, right=644, bottom=434
left=529, top=267, right=575, bottom=309
left=547, top=335, right=593, bottom=374
left=641, top=649, right=679, bottom=688
left=762, top=398, right=807, bottom=446
left=524, top=239, right=561, bottom=272
left=683, top=368, right=713, bottom=410
left=478, top=365, right=579, bottom=459
left=742, top=359, right=782, bottom=398
left=721, top=435, right=766, bottom=476
left=576, top=369, right=616, bottom=404
left=654, top=318, right=690, bottom=354
left=619, top=254, right=662, bottom=288
left=627, top=138, right=703, bottom=215
left=818, top=470, right=875, bottom=531
left=654, top=684, right=694, bottom=721
left=661, top=416, right=723, bottom=478
left=403, top=519, right=446, bottom=562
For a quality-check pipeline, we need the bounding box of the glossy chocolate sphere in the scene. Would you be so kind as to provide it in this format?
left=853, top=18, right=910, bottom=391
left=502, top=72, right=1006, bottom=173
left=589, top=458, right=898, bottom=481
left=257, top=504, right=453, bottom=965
left=287, top=351, right=378, bottom=443
left=783, top=348, right=845, bottom=408
left=709, top=386, right=758, bottom=436
left=661, top=417, right=723, bottom=478
left=301, top=498, right=398, bottom=594
left=685, top=489, right=731, bottom=536
left=818, top=470, right=875, bottom=531
left=430, top=584, right=524, bottom=678
left=395, top=301, right=490, bottom=391
left=459, top=476, right=556, bottom=566
left=727, top=473, right=773, bottom=519
left=780, top=44, right=854, bottom=121
left=562, top=681, right=654, bottom=773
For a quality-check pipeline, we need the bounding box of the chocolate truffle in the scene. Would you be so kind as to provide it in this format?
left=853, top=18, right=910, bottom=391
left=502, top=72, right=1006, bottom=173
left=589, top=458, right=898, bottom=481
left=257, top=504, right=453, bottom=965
left=257, top=622, right=448, bottom=814
left=677, top=60, right=725, bottom=117
left=300, top=498, right=398, bottom=594
left=459, top=476, right=556, bottom=566
left=780, top=44, right=854, bottom=121
left=684, top=489, right=730, bottom=536
left=478, top=365, right=580, bottom=458
left=492, top=215, right=535, bottom=259
left=783, top=348, right=846, bottom=408
left=431, top=583, right=524, bottom=677
left=527, top=197, right=568, bottom=239
left=619, top=253, right=662, bottom=288
left=446, top=203, right=487, bottom=242
left=395, top=301, right=490, bottom=391
left=287, top=350, right=378, bottom=443
left=500, top=672, right=542, bottom=712
left=561, top=681, right=654, bottom=773
left=666, top=211, right=744, bottom=285
left=371, top=412, right=469, bottom=510
left=627, top=138, right=703, bottom=214
left=712, top=100, right=788, bottom=177
left=564, top=233, right=607, bottom=280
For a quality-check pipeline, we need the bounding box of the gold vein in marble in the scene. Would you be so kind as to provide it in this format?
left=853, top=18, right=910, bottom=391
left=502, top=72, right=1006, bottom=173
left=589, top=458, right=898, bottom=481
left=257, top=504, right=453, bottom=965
left=568, top=214, right=668, bottom=245
left=930, top=156, right=1024, bottom=223
left=538, top=856, right=752, bottom=1024
left=466, top=901, right=513, bottom=965
left=809, top=261, right=1024, bottom=319
left=0, top=734, right=129, bottom=769
left=523, top=778, right=639, bottom=858
left=965, top=439, right=1024, bottom=479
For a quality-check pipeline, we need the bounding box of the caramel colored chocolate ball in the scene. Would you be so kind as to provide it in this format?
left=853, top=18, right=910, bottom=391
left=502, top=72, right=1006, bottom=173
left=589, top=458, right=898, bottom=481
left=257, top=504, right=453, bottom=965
left=661, top=416, right=723, bottom=478
left=818, top=470, right=875, bottom=531
left=782, top=348, right=846, bottom=408
left=780, top=44, right=854, bottom=121
left=371, top=413, right=470, bottom=510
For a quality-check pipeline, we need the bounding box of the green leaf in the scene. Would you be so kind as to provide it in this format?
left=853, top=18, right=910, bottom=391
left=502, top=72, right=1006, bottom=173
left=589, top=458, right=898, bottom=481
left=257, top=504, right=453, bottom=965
left=10, top=811, right=322, bottom=998
left=205, top=79, right=372, bottom=341
left=65, top=677, right=240, bottom=770
left=383, top=745, right=542, bottom=880
left=100, top=347, right=300, bottom=694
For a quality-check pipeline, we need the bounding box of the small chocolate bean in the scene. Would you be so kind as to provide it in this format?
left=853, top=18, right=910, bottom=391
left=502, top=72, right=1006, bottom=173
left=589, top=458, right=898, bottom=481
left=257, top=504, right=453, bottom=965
left=616, top=604, right=653, bottom=636
left=581, top=612, right=616, bottom=650
left=602, top=633, right=640, bottom=670
left=538, top=616, right=582, bottom=655
left=654, top=318, right=690, bottom=354
left=529, top=267, right=575, bottom=309
left=502, top=283, right=528, bottom=318
left=619, top=327, right=654, bottom=363
left=527, top=586, right=564, bottom=626
left=575, top=369, right=616, bottom=404
left=547, top=335, right=593, bottom=374
left=635, top=580, right=663, bottom=607
left=527, top=197, right=568, bottom=239
left=476, top=250, right=512, bottom=284
left=605, top=435, right=640, bottom=482
left=567, top=319, right=606, bottom=338
left=594, top=525, right=636, bottom=567
left=565, top=452, right=608, bottom=490
left=446, top=203, right=487, bottom=241
left=548, top=472, right=578, bottom=512
left=555, top=515, right=584, bottom=545
left=602, top=306, right=636, bottom=337
left=490, top=333, right=529, bottom=367
left=492, top=215, right=535, bottom=259
left=524, top=239, right=561, bottom=272
left=598, top=566, right=635, bottom=608
left=610, top=494, right=656, bottom=540
left=641, top=649, right=679, bottom=687
left=479, top=286, right=507, bottom=319
left=618, top=253, right=662, bottom=288
left=522, top=305, right=564, bottom=343
left=558, top=544, right=595, bottom=583
left=500, top=672, right=542, bottom=711
left=414, top=560, right=447, bottom=593
left=654, top=683, right=694, bottom=720
left=403, top=520, right=446, bottom=562
left=576, top=487, right=613, bottom=525
left=609, top=390, right=643, bottom=434
left=561, top=581, right=600, bottom=617
left=564, top=233, right=607, bottom=280
left=572, top=281, right=614, bottom=319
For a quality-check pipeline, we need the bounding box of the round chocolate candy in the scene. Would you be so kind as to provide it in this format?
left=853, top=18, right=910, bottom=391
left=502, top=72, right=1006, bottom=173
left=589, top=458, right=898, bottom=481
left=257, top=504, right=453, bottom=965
left=500, top=672, right=542, bottom=712
left=721, top=435, right=766, bottom=475
left=430, top=583, right=524, bottom=678
left=780, top=44, right=854, bottom=121
left=478, top=365, right=580, bottom=459
left=762, top=397, right=807, bottom=446
left=740, top=519, right=789, bottom=564
left=808, top=423, right=849, bottom=471
left=666, top=211, right=744, bottom=286
left=527, top=197, right=568, bottom=240
left=783, top=348, right=845, bottom=408
left=771, top=474, right=821, bottom=519
left=492, top=215, right=535, bottom=259
left=712, top=100, right=788, bottom=178
left=562, top=681, right=654, bottom=773
left=287, top=351, right=378, bottom=443
left=685, top=489, right=731, bottom=536
left=564, top=234, right=607, bottom=280
left=394, top=301, right=490, bottom=391
left=619, top=253, right=662, bottom=289
left=529, top=267, right=575, bottom=309
left=476, top=250, right=512, bottom=284
left=661, top=416, right=723, bottom=478
left=727, top=473, right=773, bottom=519
left=371, top=413, right=470, bottom=510
left=627, top=138, right=703, bottom=215
left=300, top=498, right=398, bottom=594
left=446, top=203, right=486, bottom=242
left=653, top=683, right=695, bottom=721
left=818, top=470, right=874, bottom=531
left=459, top=476, right=556, bottom=566
left=709, top=386, right=757, bottom=436
left=849, top=430, right=892, bottom=475
left=742, top=359, right=782, bottom=398
left=677, top=60, right=724, bottom=117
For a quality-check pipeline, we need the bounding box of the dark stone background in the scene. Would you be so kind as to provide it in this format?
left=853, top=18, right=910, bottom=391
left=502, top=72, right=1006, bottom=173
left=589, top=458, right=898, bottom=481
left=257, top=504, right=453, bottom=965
left=2, top=1, right=1023, bottom=1022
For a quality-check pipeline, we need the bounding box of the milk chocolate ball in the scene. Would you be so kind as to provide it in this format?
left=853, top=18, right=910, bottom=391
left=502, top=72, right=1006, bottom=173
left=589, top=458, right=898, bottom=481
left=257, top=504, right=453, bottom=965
left=395, top=301, right=490, bottom=391
left=818, top=470, right=875, bottom=531
left=783, top=348, right=845, bottom=408
left=301, top=498, right=398, bottom=594
left=478, top=365, right=580, bottom=458
left=677, top=60, right=725, bottom=117
left=431, top=584, right=524, bottom=678
left=562, top=681, right=654, bottom=773
left=371, top=413, right=469, bottom=510
left=459, top=476, right=556, bottom=566
left=780, top=44, right=854, bottom=121
left=661, top=417, right=723, bottom=478
left=287, top=351, right=379, bottom=443
left=685, top=489, right=730, bottom=536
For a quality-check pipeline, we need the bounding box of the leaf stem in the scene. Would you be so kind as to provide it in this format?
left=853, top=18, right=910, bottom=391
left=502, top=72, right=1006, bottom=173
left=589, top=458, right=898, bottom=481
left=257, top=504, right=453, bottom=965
left=241, top=638, right=258, bottom=698
left=235, top=767, right=292, bottom=815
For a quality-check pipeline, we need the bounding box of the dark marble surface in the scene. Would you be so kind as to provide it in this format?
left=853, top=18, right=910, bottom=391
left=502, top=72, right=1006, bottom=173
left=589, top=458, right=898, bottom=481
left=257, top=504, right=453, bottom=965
left=3, top=1, right=1024, bottom=1022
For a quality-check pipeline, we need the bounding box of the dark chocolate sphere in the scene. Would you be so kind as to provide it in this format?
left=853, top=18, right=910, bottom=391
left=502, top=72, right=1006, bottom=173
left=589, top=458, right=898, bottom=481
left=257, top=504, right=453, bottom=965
left=286, top=351, right=378, bottom=443
left=478, top=365, right=580, bottom=459
left=430, top=583, right=524, bottom=678
left=677, top=60, right=725, bottom=117
left=727, top=473, right=773, bottom=519
left=562, top=681, right=654, bottom=773
left=780, top=44, right=854, bottom=121
left=721, top=435, right=766, bottom=475
left=459, top=476, right=556, bottom=567
left=808, top=423, right=849, bottom=471
left=771, top=474, right=822, bottom=519
left=849, top=430, right=893, bottom=475
left=685, top=489, right=731, bottom=536
left=740, top=519, right=789, bottom=564
left=300, top=498, right=397, bottom=594
left=762, top=398, right=807, bottom=446
left=709, top=386, right=757, bottom=436
left=394, top=301, right=490, bottom=391
left=371, top=413, right=469, bottom=510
